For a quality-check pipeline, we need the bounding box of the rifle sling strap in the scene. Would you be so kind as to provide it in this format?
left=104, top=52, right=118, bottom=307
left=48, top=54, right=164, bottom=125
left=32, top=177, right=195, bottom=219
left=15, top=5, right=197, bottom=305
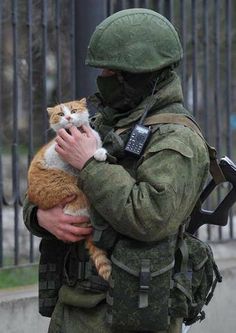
left=115, top=113, right=225, bottom=185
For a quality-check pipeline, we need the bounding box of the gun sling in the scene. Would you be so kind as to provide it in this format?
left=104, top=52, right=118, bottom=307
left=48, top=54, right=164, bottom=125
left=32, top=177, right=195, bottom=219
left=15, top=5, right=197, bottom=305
left=115, top=113, right=225, bottom=185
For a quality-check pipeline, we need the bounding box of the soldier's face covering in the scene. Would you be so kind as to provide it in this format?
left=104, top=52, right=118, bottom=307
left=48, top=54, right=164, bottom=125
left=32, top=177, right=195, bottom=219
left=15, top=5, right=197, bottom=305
left=96, top=74, right=139, bottom=111
left=96, top=71, right=158, bottom=112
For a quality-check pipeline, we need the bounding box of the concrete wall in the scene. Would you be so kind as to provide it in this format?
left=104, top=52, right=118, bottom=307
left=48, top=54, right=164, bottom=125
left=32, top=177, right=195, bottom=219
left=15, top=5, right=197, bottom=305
left=0, top=286, right=50, bottom=333
left=0, top=242, right=236, bottom=333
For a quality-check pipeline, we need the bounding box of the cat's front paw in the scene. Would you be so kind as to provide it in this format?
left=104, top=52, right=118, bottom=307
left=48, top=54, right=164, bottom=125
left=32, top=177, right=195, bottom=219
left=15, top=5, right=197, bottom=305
left=93, top=148, right=107, bottom=162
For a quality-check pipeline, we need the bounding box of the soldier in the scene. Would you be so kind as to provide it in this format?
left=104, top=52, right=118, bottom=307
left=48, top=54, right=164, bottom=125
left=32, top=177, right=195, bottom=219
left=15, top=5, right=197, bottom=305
left=23, top=8, right=209, bottom=333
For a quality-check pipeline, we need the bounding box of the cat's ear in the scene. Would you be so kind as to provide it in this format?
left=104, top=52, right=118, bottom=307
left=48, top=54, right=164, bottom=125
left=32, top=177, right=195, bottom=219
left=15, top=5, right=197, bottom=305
left=79, top=98, right=87, bottom=108
left=47, top=107, right=54, bottom=117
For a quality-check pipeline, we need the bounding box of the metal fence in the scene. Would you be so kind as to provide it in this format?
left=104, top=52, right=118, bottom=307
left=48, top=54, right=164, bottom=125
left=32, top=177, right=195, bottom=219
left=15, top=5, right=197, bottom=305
left=0, top=0, right=235, bottom=269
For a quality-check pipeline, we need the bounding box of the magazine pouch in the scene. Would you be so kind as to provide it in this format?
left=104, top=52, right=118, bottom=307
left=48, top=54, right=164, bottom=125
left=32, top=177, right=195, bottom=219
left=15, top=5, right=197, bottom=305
left=106, top=236, right=176, bottom=331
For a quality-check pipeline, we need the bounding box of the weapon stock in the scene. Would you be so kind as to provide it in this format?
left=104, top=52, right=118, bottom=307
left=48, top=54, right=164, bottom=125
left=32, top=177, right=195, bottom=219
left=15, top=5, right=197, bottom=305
left=187, top=156, right=236, bottom=235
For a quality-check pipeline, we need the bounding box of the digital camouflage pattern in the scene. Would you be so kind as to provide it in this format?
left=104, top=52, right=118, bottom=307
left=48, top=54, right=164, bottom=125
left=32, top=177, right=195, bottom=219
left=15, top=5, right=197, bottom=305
left=106, top=233, right=217, bottom=330
left=78, top=74, right=209, bottom=244
left=86, top=8, right=183, bottom=73
left=171, top=233, right=218, bottom=326
left=106, top=236, right=176, bottom=331
left=47, top=301, right=183, bottom=333
left=23, top=71, right=210, bottom=332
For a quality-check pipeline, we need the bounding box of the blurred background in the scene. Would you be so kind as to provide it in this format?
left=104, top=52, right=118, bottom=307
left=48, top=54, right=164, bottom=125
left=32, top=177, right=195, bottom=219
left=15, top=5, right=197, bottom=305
left=0, top=1, right=235, bottom=332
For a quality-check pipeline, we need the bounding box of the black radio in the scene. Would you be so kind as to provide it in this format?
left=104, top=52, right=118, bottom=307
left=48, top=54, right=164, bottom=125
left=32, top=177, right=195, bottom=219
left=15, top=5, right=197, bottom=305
left=125, top=124, right=151, bottom=156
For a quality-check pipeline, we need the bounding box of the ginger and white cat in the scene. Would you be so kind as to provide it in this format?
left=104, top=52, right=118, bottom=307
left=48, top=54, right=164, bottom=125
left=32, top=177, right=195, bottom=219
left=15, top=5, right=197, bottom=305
left=28, top=98, right=111, bottom=280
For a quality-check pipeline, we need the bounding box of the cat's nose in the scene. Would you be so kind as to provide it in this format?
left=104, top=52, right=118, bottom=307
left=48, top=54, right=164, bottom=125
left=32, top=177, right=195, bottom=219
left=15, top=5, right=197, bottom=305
left=65, top=115, right=72, bottom=121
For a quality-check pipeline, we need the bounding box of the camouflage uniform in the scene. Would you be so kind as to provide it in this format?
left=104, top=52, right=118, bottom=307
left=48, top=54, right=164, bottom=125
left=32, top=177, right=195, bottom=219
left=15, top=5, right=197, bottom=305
left=23, top=8, right=209, bottom=333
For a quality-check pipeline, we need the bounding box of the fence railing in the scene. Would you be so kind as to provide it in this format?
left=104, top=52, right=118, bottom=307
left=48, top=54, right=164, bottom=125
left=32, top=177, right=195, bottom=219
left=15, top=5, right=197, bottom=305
left=0, top=0, right=235, bottom=269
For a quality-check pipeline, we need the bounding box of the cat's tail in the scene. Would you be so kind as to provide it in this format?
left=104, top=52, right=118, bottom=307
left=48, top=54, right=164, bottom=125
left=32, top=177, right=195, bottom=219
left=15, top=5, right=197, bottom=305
left=85, top=238, right=111, bottom=281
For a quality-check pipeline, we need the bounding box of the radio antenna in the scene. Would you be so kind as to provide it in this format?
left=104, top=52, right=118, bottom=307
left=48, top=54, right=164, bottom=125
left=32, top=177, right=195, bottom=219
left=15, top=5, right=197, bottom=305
left=139, top=76, right=159, bottom=125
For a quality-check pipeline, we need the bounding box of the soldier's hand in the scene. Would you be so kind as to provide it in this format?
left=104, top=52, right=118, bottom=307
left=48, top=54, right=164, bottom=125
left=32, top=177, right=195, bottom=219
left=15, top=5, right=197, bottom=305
left=37, top=196, right=92, bottom=242
left=55, top=125, right=97, bottom=170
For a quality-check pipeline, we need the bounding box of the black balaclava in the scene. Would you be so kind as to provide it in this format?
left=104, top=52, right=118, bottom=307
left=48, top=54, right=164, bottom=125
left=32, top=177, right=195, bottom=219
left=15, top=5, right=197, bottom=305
left=96, top=69, right=171, bottom=112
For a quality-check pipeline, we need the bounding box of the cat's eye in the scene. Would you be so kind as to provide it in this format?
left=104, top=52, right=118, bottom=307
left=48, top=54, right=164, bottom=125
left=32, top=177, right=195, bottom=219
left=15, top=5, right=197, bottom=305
left=58, top=112, right=64, bottom=116
left=71, top=109, right=77, bottom=114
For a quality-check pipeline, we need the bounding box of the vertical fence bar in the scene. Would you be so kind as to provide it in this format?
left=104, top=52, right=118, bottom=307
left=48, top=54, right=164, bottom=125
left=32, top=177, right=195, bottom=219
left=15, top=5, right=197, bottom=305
left=107, top=0, right=114, bottom=14
left=226, top=0, right=233, bottom=239
left=121, top=0, right=128, bottom=9
left=191, top=0, right=197, bottom=118
left=164, top=0, right=173, bottom=21
left=226, top=0, right=232, bottom=159
left=0, top=0, right=235, bottom=271
left=12, top=0, right=20, bottom=265
left=214, top=0, right=221, bottom=156
left=27, top=0, right=34, bottom=262
left=74, top=0, right=107, bottom=99
left=180, top=0, right=187, bottom=104
left=56, top=0, right=62, bottom=102
left=107, top=0, right=111, bottom=14
left=70, top=0, right=76, bottom=100
left=202, top=0, right=211, bottom=240
left=203, top=0, right=209, bottom=140
left=0, top=0, right=3, bottom=267
left=213, top=0, right=222, bottom=240
left=155, top=0, right=161, bottom=13
left=42, top=0, right=48, bottom=143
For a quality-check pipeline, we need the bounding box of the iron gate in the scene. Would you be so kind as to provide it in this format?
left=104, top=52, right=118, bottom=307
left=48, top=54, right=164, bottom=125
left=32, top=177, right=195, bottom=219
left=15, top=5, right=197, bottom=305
left=0, top=0, right=235, bottom=269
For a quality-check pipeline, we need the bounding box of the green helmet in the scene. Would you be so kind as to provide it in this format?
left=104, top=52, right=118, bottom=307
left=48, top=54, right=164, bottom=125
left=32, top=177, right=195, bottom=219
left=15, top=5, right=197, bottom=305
left=86, top=8, right=183, bottom=73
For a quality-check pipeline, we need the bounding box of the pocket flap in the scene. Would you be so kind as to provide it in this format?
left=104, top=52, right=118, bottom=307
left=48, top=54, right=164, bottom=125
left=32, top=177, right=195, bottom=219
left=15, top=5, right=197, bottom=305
left=111, top=254, right=174, bottom=277
left=111, top=238, right=175, bottom=276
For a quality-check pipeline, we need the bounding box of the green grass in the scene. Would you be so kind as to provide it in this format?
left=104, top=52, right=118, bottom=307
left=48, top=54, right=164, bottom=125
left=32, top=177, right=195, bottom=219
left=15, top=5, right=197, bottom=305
left=0, top=265, right=38, bottom=289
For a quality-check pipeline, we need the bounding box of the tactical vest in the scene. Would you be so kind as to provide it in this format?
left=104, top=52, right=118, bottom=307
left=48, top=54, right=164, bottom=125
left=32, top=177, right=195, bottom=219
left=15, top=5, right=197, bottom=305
left=38, top=111, right=222, bottom=331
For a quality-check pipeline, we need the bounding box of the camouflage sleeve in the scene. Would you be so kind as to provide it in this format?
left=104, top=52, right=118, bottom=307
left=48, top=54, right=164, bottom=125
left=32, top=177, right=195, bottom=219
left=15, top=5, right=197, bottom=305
left=23, top=195, right=54, bottom=239
left=78, top=127, right=209, bottom=242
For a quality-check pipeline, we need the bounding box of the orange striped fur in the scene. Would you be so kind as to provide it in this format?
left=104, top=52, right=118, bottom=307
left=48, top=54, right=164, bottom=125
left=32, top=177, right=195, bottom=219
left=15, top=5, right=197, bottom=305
left=27, top=99, right=111, bottom=281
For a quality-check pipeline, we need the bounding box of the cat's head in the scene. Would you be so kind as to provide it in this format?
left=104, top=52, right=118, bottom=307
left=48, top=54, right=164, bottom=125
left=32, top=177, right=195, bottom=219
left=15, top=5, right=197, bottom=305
left=47, top=98, right=89, bottom=132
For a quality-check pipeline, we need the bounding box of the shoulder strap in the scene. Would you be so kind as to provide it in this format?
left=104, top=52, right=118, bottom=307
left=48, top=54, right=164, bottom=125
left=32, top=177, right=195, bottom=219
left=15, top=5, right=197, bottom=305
left=115, top=113, right=225, bottom=184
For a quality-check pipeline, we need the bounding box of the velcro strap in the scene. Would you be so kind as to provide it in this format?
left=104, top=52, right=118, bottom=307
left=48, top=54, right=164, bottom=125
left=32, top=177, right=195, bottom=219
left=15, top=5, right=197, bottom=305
left=139, top=259, right=151, bottom=309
